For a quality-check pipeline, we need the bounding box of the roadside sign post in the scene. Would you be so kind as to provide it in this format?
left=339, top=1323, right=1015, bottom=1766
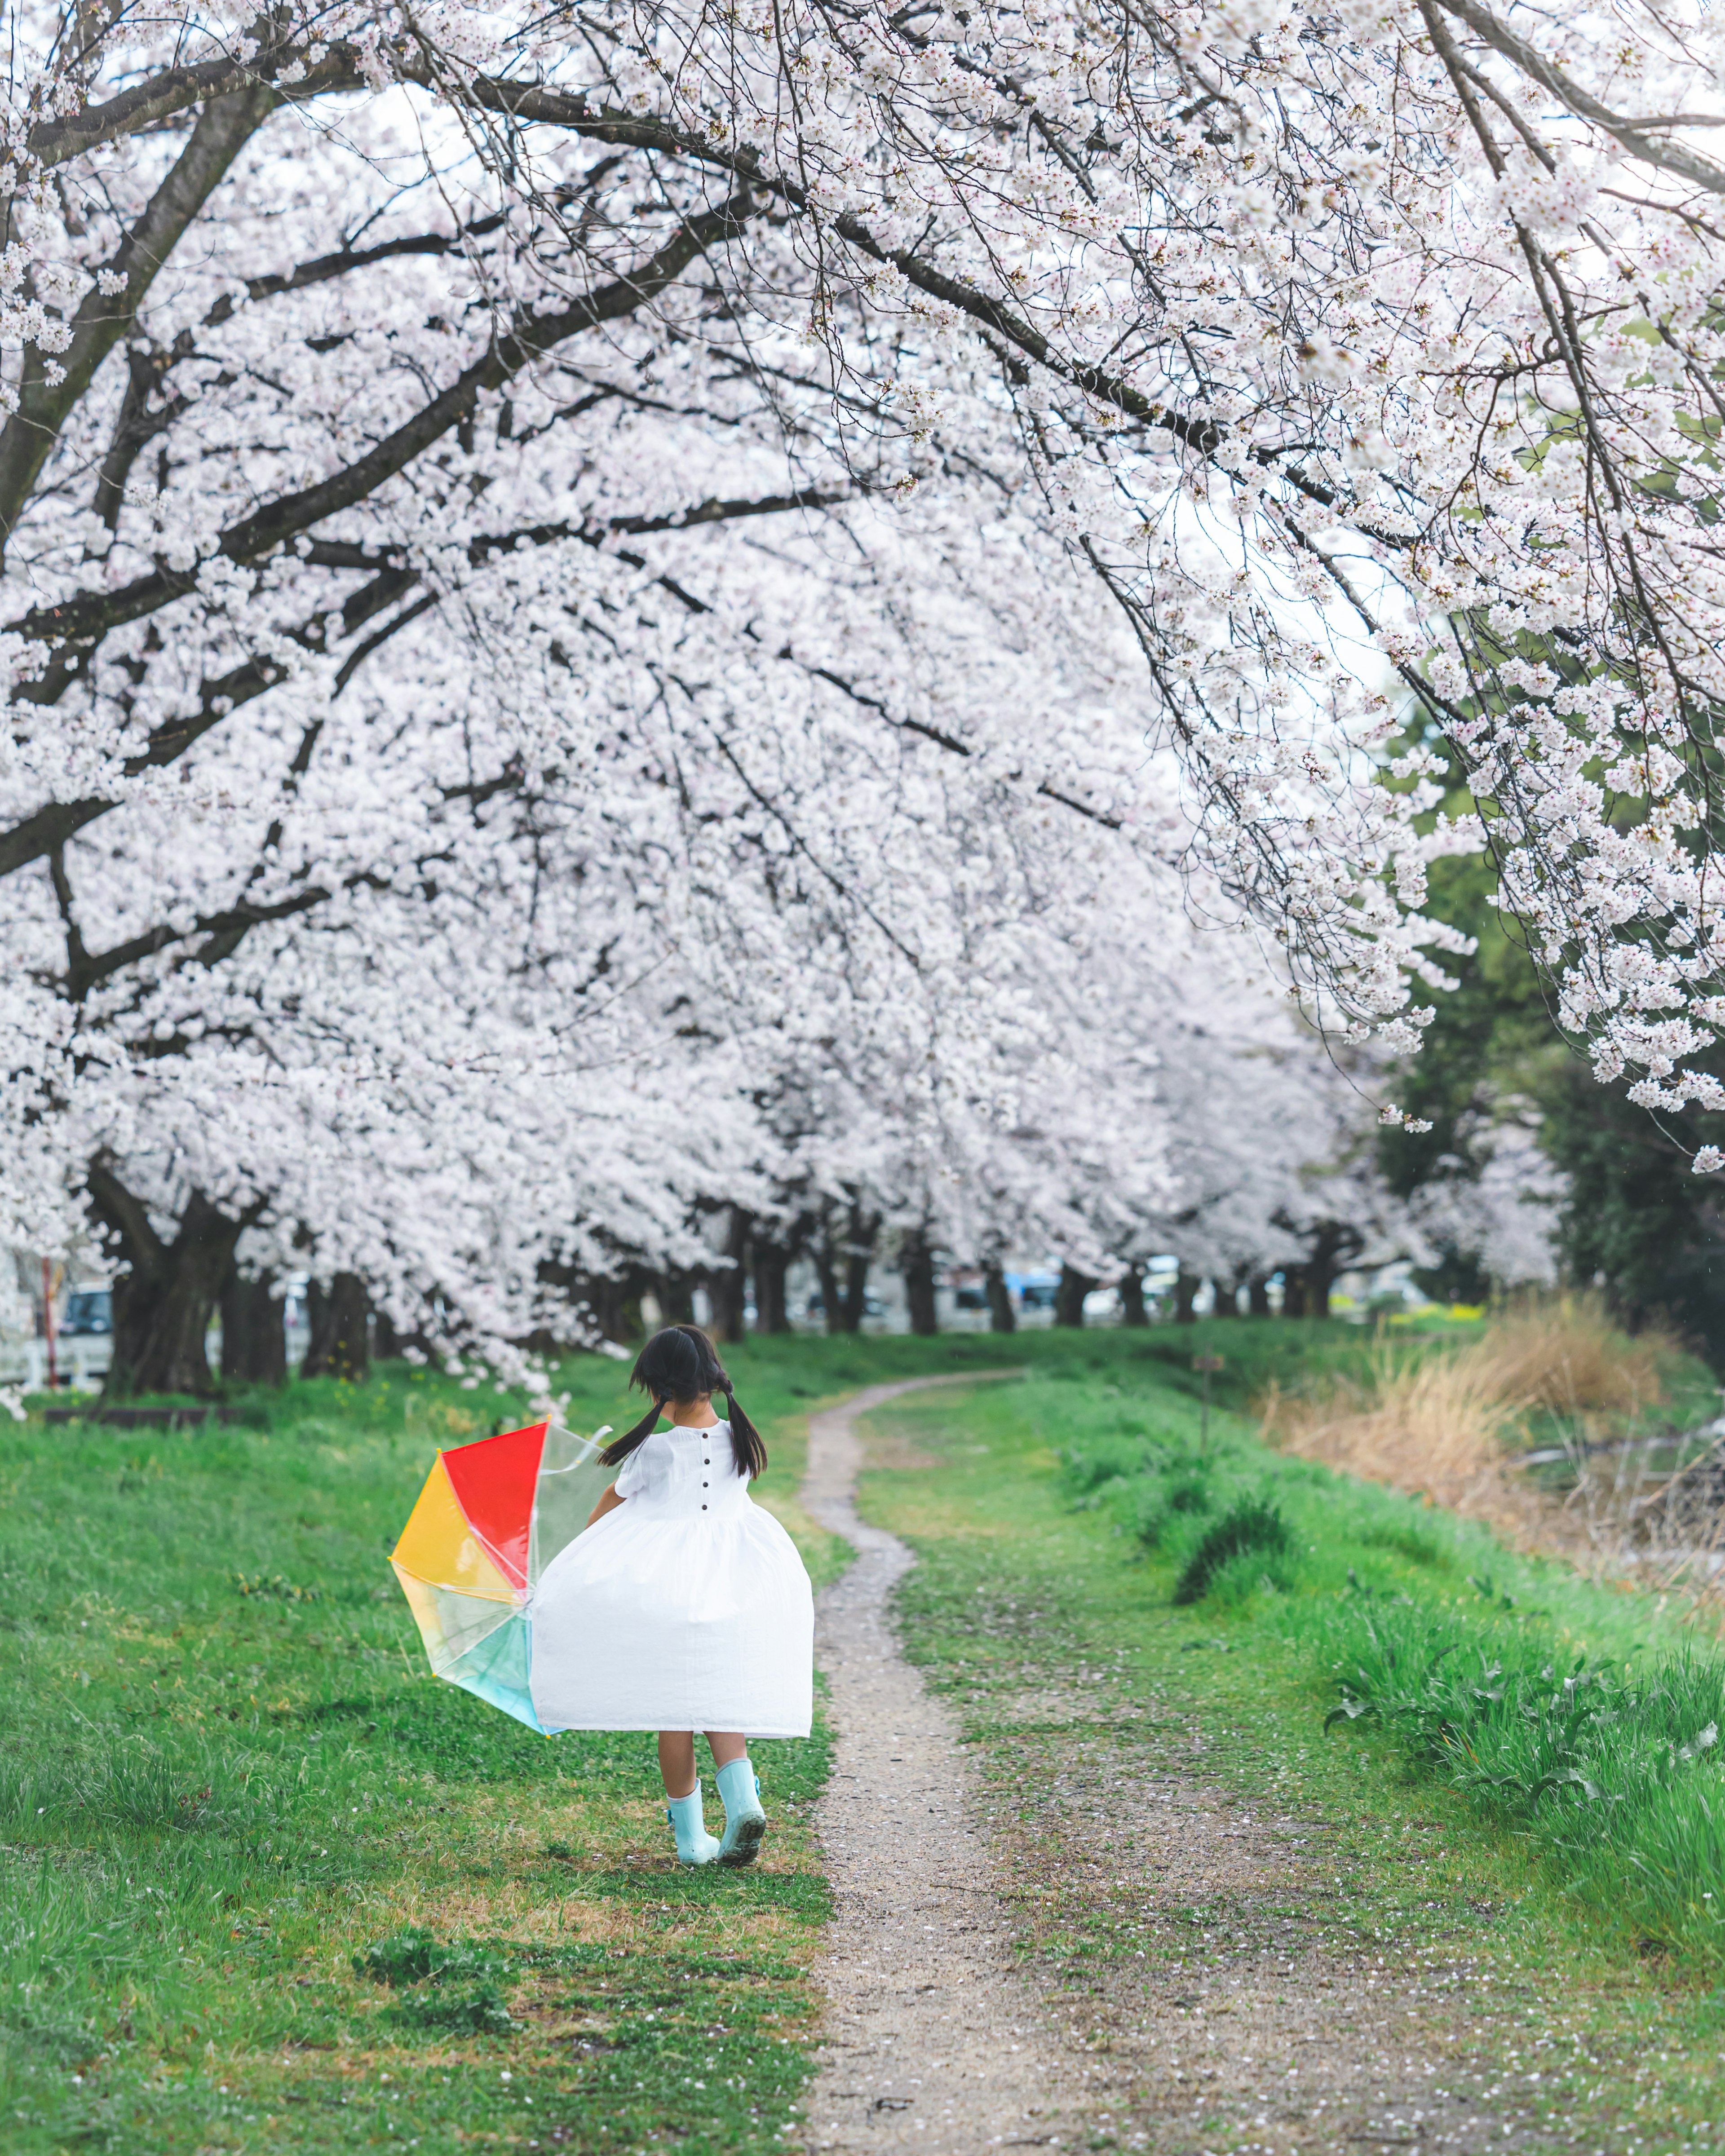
left=41, top=1256, right=57, bottom=1392
left=1194, top=1352, right=1224, bottom=1453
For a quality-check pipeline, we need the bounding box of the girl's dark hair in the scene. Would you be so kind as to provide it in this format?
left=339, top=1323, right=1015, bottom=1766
left=598, top=1324, right=768, bottom=1480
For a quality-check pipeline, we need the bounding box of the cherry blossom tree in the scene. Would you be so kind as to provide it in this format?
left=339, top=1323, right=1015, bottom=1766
left=943, top=929, right=1414, bottom=1320
left=10, top=375, right=1177, bottom=1386
left=10, top=0, right=1725, bottom=1080
left=0, top=1, right=1186, bottom=1382
left=7, top=0, right=1725, bottom=1402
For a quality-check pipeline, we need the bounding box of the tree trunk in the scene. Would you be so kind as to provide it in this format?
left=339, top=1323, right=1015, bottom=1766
left=1248, top=1273, right=1273, bottom=1317
left=1212, top=1273, right=1242, bottom=1319
left=303, top=1277, right=325, bottom=1362
left=708, top=1274, right=747, bottom=1343
left=576, top=1272, right=618, bottom=1341
left=302, top=1272, right=370, bottom=1380
left=1174, top=1269, right=1198, bottom=1324
left=1119, top=1269, right=1148, bottom=1327
left=1299, top=1222, right=1364, bottom=1321
left=577, top=1272, right=645, bottom=1345
left=753, top=1243, right=791, bottom=1334
left=902, top=1230, right=939, bottom=1337
left=657, top=1271, right=696, bottom=1325
left=373, top=1307, right=404, bottom=1360
left=1273, top=1215, right=1364, bottom=1323
left=838, top=1249, right=870, bottom=1333
left=814, top=1251, right=843, bottom=1334
left=707, top=1212, right=749, bottom=1343
left=88, top=1163, right=249, bottom=1397
left=1055, top=1265, right=1095, bottom=1328
left=985, top=1262, right=1017, bottom=1334
left=814, top=1200, right=876, bottom=1332
left=219, top=1269, right=286, bottom=1386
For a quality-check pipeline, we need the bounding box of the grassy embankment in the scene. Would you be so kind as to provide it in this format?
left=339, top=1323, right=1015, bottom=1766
left=861, top=1322, right=1725, bottom=2152
left=9, top=1314, right=1725, bottom=2152
left=0, top=1331, right=1096, bottom=2156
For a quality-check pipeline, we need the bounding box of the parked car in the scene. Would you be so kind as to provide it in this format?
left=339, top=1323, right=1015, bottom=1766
left=62, top=1289, right=113, bottom=1335
left=952, top=1284, right=989, bottom=1312
left=801, top=1291, right=888, bottom=1321
left=19, top=1283, right=116, bottom=1389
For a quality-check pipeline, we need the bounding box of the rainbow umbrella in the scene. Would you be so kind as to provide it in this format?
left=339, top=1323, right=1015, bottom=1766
left=389, top=1419, right=612, bottom=1731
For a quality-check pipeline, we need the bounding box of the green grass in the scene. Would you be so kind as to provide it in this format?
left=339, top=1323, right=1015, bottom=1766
left=13, top=1315, right=1725, bottom=2152
left=0, top=1330, right=1155, bottom=2154
left=1036, top=1354, right=1725, bottom=1956
left=857, top=1338, right=1725, bottom=2151
left=0, top=1351, right=874, bottom=2155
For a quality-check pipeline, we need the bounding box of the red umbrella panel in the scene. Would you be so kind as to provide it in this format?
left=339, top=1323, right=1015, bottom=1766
left=389, top=1419, right=613, bottom=1730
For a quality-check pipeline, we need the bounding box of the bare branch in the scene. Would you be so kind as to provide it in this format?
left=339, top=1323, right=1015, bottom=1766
left=0, top=81, right=279, bottom=556
left=1433, top=0, right=1725, bottom=196
left=5, top=194, right=756, bottom=664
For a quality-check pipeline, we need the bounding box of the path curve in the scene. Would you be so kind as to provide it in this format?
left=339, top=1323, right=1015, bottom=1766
left=800, top=1373, right=1080, bottom=2156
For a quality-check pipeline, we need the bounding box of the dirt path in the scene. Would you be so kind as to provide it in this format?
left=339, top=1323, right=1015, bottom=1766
left=800, top=1374, right=1083, bottom=2156
left=799, top=1376, right=1541, bottom=2156
left=1000, top=1738, right=1530, bottom=2155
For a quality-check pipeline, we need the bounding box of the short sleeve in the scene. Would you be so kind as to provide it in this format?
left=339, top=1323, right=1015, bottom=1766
left=613, top=1444, right=650, bottom=1499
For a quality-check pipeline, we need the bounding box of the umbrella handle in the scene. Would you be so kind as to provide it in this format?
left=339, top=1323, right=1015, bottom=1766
left=538, top=1423, right=612, bottom=1472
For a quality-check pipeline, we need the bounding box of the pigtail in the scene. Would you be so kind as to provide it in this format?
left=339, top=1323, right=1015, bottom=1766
left=724, top=1391, right=768, bottom=1480
left=602, top=1323, right=765, bottom=1478
left=599, top=1401, right=663, bottom=1468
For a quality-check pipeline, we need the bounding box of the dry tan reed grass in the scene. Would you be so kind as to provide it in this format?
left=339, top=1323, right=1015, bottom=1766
left=1468, top=1295, right=1668, bottom=1420
left=1259, top=1296, right=1675, bottom=1559
left=1260, top=1345, right=1544, bottom=1545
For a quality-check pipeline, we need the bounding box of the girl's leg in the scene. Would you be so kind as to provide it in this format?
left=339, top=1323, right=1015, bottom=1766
left=704, top=1731, right=748, bottom=1769
left=708, top=1736, right=766, bottom=1867
left=659, top=1732, right=720, bottom=1866
left=658, top=1731, right=698, bottom=1799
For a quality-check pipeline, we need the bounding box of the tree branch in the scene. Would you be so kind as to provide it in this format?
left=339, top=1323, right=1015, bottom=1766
left=66, top=883, right=336, bottom=998
left=0, top=485, right=845, bottom=880
left=27, top=49, right=1345, bottom=546
left=6, top=193, right=755, bottom=662
left=0, top=651, right=288, bottom=877
left=93, top=340, right=189, bottom=531
left=0, top=80, right=279, bottom=560
left=1433, top=0, right=1725, bottom=196
left=27, top=44, right=362, bottom=170
left=84, top=1155, right=167, bottom=1283
left=201, top=229, right=480, bottom=327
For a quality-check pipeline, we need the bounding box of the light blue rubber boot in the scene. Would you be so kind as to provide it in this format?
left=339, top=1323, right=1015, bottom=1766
left=715, top=1758, right=766, bottom=1868
left=667, top=1786, right=721, bottom=1866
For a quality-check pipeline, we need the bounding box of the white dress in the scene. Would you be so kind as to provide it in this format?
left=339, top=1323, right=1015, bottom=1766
left=528, top=1420, right=814, bottom=1737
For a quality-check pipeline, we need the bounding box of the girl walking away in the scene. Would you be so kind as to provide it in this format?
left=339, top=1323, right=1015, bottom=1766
left=528, top=1326, right=814, bottom=1867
